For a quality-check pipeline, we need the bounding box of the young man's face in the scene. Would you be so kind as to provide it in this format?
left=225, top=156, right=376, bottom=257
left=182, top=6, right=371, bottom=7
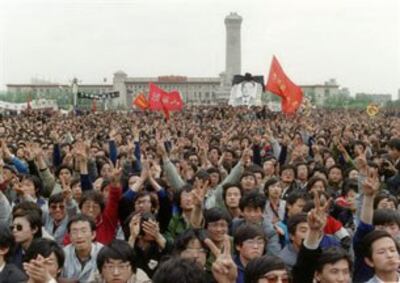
left=81, top=200, right=102, bottom=220
left=49, top=201, right=67, bottom=222
left=243, top=207, right=263, bottom=224
left=280, top=169, right=295, bottom=184
left=366, top=237, right=400, bottom=275
left=241, top=176, right=257, bottom=192
left=315, top=259, right=351, bottom=283
left=287, top=199, right=306, bottom=218
left=375, top=223, right=400, bottom=240
left=297, top=165, right=308, bottom=182
left=236, top=236, right=265, bottom=264
left=263, top=161, right=275, bottom=176
left=69, top=221, right=95, bottom=252
left=267, top=182, right=282, bottom=200
left=328, top=168, right=342, bottom=184
left=134, top=195, right=153, bottom=215
left=290, top=222, right=309, bottom=250
left=12, top=216, right=37, bottom=246
left=180, top=238, right=207, bottom=268
left=101, top=259, right=133, bottom=283
left=388, top=147, right=400, bottom=161
left=206, top=220, right=228, bottom=243
left=180, top=191, right=194, bottom=211
left=225, top=187, right=241, bottom=209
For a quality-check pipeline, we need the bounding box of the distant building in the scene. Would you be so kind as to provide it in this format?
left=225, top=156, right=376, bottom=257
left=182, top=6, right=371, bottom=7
left=355, top=92, right=392, bottom=104
left=5, top=13, right=349, bottom=109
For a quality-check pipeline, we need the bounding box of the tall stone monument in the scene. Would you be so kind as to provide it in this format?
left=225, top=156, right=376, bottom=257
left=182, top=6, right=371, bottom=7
left=113, top=70, right=128, bottom=108
left=224, top=12, right=242, bottom=86
left=216, top=12, right=243, bottom=103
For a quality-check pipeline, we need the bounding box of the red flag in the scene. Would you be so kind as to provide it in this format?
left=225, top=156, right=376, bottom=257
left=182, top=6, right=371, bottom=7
left=148, top=83, right=184, bottom=120
left=148, top=83, right=167, bottom=110
left=160, top=90, right=183, bottom=111
left=133, top=93, right=149, bottom=110
left=266, top=56, right=303, bottom=114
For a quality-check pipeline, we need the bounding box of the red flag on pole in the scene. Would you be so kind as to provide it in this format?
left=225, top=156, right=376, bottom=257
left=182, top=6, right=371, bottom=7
left=132, top=93, right=149, bottom=110
left=148, top=83, right=184, bottom=120
left=266, top=56, right=303, bottom=114
left=148, top=83, right=167, bottom=110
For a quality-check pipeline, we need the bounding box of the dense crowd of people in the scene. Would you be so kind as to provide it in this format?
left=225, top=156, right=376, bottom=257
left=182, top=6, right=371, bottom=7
left=0, top=105, right=399, bottom=283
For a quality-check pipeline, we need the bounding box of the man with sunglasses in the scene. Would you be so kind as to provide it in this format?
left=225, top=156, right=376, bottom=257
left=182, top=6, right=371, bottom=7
left=0, top=224, right=27, bottom=282
left=43, top=192, right=79, bottom=245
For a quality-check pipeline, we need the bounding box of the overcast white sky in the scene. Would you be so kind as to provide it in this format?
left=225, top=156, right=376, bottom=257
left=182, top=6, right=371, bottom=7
left=0, top=0, right=399, bottom=98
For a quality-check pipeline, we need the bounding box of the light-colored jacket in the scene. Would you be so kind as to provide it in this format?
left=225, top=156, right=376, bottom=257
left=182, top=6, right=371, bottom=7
left=62, top=242, right=104, bottom=282
left=87, top=268, right=151, bottom=283
left=43, top=199, right=79, bottom=245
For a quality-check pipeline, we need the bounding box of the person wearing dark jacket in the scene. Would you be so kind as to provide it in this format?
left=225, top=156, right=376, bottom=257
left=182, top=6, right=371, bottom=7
left=0, top=224, right=27, bottom=283
left=292, top=194, right=352, bottom=283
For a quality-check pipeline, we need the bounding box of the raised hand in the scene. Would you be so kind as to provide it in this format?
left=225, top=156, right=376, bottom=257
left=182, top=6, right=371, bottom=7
left=129, top=214, right=141, bottom=240
left=206, top=235, right=238, bottom=283
left=307, top=193, right=330, bottom=231
left=23, top=255, right=54, bottom=283
left=192, top=179, right=208, bottom=207
left=362, top=168, right=380, bottom=197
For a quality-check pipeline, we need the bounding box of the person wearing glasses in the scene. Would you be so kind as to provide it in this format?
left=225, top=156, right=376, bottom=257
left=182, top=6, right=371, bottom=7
left=89, top=239, right=150, bottom=283
left=233, top=224, right=266, bottom=283
left=43, top=192, right=79, bottom=246
left=0, top=224, right=27, bottom=282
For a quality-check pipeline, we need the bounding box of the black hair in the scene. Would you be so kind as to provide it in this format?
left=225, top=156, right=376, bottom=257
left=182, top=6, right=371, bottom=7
left=233, top=223, right=266, bottom=248
left=21, top=174, right=43, bottom=195
left=152, top=257, right=207, bottom=283
left=133, top=191, right=159, bottom=214
left=12, top=201, right=43, bottom=219
left=12, top=210, right=42, bottom=239
left=341, top=179, right=358, bottom=197
left=240, top=171, right=257, bottom=185
left=287, top=213, right=308, bottom=236
left=362, top=230, right=400, bottom=260
left=173, top=229, right=208, bottom=255
left=373, top=209, right=400, bottom=227
left=306, top=176, right=328, bottom=192
left=49, top=192, right=65, bottom=205
left=263, top=177, right=280, bottom=198
left=244, top=255, right=289, bottom=283
left=328, top=165, right=343, bottom=175
left=388, top=138, right=400, bottom=151
left=55, top=165, right=73, bottom=179
left=286, top=191, right=310, bottom=206
left=204, top=208, right=232, bottom=229
left=174, top=184, right=193, bottom=212
left=315, top=247, right=352, bottom=273
left=23, top=238, right=65, bottom=270
left=97, top=239, right=136, bottom=273
left=310, top=166, right=329, bottom=179
left=222, top=183, right=243, bottom=202
left=374, top=193, right=398, bottom=210
left=0, top=224, right=15, bottom=261
left=67, top=214, right=97, bottom=233
left=194, top=170, right=210, bottom=181
left=280, top=165, right=296, bottom=177
left=239, top=191, right=266, bottom=211
left=79, top=190, right=106, bottom=212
